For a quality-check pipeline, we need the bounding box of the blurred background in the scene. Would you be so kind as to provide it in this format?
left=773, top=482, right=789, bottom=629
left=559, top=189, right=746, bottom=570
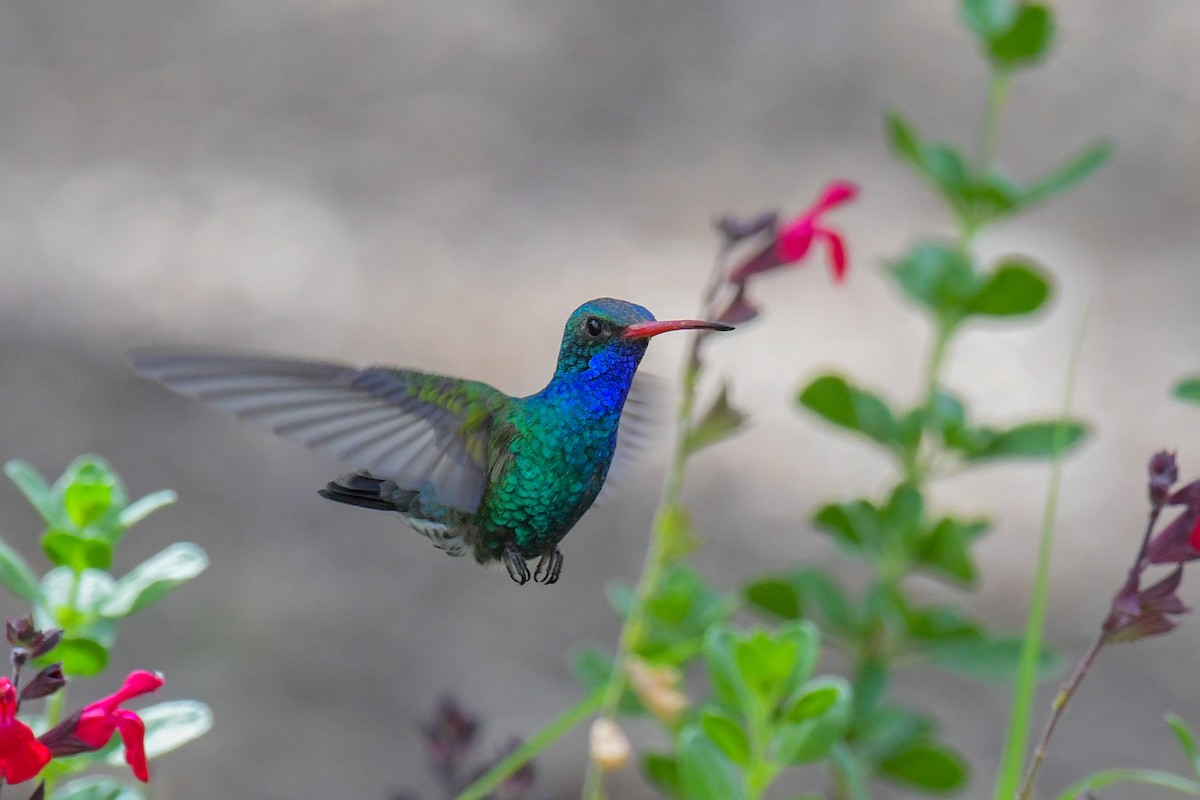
left=1, top=1, right=1198, bottom=797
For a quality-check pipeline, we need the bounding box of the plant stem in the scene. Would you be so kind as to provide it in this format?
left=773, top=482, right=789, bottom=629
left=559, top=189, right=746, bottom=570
left=1017, top=632, right=1104, bottom=800
left=991, top=308, right=1089, bottom=800
left=980, top=71, right=1011, bottom=170
left=454, top=689, right=604, bottom=800
left=580, top=249, right=728, bottom=800
left=1017, top=497, right=1162, bottom=799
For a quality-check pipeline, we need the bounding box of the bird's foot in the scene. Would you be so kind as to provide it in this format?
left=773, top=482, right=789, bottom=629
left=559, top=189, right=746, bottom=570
left=502, top=547, right=531, bottom=585
left=534, top=547, right=564, bottom=585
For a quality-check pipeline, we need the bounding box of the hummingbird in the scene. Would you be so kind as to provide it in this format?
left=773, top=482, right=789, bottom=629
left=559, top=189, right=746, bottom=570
left=129, top=298, right=732, bottom=585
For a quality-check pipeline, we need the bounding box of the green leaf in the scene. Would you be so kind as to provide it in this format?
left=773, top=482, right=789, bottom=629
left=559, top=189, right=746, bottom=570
left=55, top=777, right=144, bottom=800
left=796, top=574, right=855, bottom=634
left=643, top=753, right=685, bottom=799
left=106, top=700, right=212, bottom=762
left=778, top=621, right=821, bottom=696
left=962, top=420, right=1088, bottom=461
left=1174, top=378, right=1200, bottom=407
left=1024, top=141, right=1112, bottom=205
left=798, top=374, right=899, bottom=449
left=54, top=637, right=110, bottom=676
left=656, top=503, right=699, bottom=563
left=882, top=484, right=925, bottom=552
left=637, top=566, right=733, bottom=665
left=570, top=645, right=644, bottom=716
left=930, top=635, right=1061, bottom=683
left=888, top=243, right=980, bottom=324
left=0, top=536, right=39, bottom=600
left=100, top=543, right=208, bottom=618
left=678, top=726, right=746, bottom=800
left=966, top=259, right=1050, bottom=317
left=775, top=677, right=852, bottom=764
left=885, top=113, right=971, bottom=213
left=703, top=626, right=752, bottom=714
left=43, top=530, right=113, bottom=571
left=6, top=460, right=65, bottom=528
left=743, top=578, right=801, bottom=620
left=879, top=741, right=969, bottom=793
left=701, top=710, right=751, bottom=766
left=60, top=459, right=126, bottom=532
left=960, top=0, right=1016, bottom=40
left=1054, top=768, right=1200, bottom=800
left=987, top=4, right=1055, bottom=68
left=39, top=567, right=116, bottom=620
left=118, top=490, right=177, bottom=528
left=1165, top=713, right=1200, bottom=777
left=916, top=518, right=985, bottom=586
left=686, top=382, right=747, bottom=454
left=856, top=708, right=937, bottom=764
left=813, top=501, right=880, bottom=555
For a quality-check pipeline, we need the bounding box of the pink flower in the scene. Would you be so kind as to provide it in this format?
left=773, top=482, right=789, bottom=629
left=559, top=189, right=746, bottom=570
left=717, top=181, right=858, bottom=325
left=0, top=677, right=50, bottom=784
left=74, top=670, right=164, bottom=782
left=728, top=181, right=858, bottom=285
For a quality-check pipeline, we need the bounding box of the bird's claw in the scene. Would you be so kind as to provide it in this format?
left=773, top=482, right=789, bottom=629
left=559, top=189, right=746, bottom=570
left=503, top=547, right=531, bottom=585
left=534, top=547, right=563, bottom=585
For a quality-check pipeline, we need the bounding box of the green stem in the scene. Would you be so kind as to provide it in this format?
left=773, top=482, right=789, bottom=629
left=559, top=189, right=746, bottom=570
left=980, top=71, right=1011, bottom=168
left=41, top=686, right=66, bottom=798
left=991, top=308, right=1089, bottom=800
left=907, top=320, right=953, bottom=484
left=455, top=689, right=604, bottom=800
left=580, top=244, right=728, bottom=800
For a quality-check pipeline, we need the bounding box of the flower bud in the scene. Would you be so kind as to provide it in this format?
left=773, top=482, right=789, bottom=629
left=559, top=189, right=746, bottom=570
left=30, top=629, right=63, bottom=659
left=21, top=663, right=66, bottom=701
left=589, top=718, right=630, bottom=772
left=1149, top=450, right=1179, bottom=508
left=6, top=616, right=35, bottom=647
left=10, top=647, right=28, bottom=670
left=626, top=659, right=689, bottom=724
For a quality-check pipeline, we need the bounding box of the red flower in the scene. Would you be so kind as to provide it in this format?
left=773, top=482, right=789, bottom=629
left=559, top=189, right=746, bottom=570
left=728, top=181, right=858, bottom=285
left=0, top=677, right=50, bottom=784
left=74, top=670, right=164, bottom=782
left=717, top=181, right=858, bottom=325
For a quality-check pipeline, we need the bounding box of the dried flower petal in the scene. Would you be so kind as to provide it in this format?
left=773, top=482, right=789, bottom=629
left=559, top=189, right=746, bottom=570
left=589, top=718, right=630, bottom=772
left=626, top=659, right=689, bottom=723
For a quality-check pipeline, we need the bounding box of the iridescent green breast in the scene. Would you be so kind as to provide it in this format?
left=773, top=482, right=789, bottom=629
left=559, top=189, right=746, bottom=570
left=477, top=384, right=625, bottom=557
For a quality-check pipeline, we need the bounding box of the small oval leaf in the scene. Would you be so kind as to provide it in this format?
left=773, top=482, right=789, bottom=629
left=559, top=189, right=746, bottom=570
left=55, top=776, right=143, bottom=800
left=879, top=741, right=969, bottom=793
left=0, top=536, right=39, bottom=601
left=678, top=726, right=746, bottom=800
left=100, top=543, right=208, bottom=618
left=967, top=260, right=1050, bottom=317
left=105, top=700, right=213, bottom=763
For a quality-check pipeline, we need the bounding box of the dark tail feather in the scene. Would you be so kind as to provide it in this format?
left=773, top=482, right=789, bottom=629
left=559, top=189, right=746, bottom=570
left=319, top=472, right=414, bottom=512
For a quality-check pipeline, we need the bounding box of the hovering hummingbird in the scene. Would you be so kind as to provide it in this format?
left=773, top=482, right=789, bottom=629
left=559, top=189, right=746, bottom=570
left=130, top=298, right=732, bottom=585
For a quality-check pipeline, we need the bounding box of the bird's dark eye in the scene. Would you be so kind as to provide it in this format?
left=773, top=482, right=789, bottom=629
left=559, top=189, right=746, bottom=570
left=585, top=317, right=604, bottom=338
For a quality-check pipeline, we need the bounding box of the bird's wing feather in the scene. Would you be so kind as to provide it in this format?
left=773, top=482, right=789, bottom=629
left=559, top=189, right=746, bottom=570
left=595, top=372, right=668, bottom=504
left=128, top=349, right=505, bottom=513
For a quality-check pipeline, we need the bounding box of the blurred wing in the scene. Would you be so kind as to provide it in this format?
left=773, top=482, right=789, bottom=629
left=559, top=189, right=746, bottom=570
left=128, top=349, right=504, bottom=513
left=595, top=372, right=668, bottom=504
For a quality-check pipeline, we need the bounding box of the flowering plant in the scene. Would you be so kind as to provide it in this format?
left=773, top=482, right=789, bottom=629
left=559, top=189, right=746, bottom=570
left=0, top=458, right=210, bottom=798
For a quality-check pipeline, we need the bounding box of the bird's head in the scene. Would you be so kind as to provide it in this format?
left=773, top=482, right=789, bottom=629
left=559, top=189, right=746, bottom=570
left=554, top=298, right=732, bottom=378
